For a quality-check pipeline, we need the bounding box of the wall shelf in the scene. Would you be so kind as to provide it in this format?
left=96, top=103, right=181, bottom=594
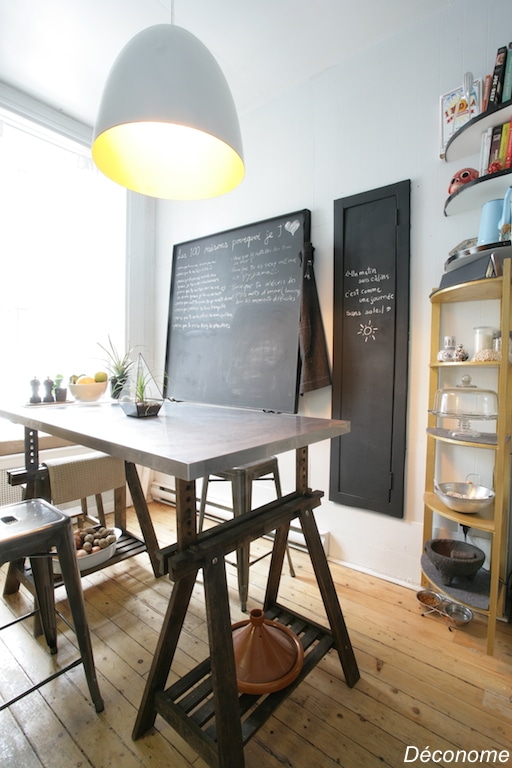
left=444, top=168, right=512, bottom=216
left=443, top=100, right=512, bottom=216
left=423, top=491, right=495, bottom=533
left=444, top=101, right=512, bottom=162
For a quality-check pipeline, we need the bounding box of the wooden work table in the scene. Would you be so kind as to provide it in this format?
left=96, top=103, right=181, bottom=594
left=0, top=399, right=359, bottom=768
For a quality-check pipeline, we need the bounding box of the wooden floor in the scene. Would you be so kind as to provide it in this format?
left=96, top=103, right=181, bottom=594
left=1, top=501, right=511, bottom=768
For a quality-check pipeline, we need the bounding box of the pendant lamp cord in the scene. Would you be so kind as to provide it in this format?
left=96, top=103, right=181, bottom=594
left=156, top=0, right=174, bottom=23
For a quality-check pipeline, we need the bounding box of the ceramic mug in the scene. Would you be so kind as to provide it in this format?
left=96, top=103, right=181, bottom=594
left=478, top=199, right=503, bottom=246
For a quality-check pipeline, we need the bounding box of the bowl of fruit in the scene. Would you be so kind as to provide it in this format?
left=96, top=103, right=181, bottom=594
left=53, top=525, right=121, bottom=573
left=69, top=372, right=109, bottom=402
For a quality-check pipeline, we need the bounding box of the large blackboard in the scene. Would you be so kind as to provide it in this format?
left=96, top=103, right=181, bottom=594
left=330, top=181, right=410, bottom=518
left=164, top=210, right=311, bottom=413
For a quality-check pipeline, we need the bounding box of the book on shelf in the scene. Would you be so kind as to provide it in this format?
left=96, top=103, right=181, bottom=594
left=499, top=121, right=510, bottom=167
left=488, top=45, right=508, bottom=107
left=506, top=117, right=512, bottom=168
left=482, top=73, right=492, bottom=111
left=487, top=124, right=503, bottom=172
left=502, top=42, right=512, bottom=103
left=480, top=126, right=493, bottom=176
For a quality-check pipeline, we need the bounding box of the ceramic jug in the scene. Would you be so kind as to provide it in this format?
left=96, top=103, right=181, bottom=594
left=478, top=198, right=504, bottom=245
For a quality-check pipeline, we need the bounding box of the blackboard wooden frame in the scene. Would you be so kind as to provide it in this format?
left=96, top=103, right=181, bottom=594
left=330, top=181, right=410, bottom=517
left=164, top=210, right=311, bottom=413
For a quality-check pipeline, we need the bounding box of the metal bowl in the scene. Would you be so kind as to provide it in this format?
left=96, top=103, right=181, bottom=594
left=416, top=589, right=443, bottom=610
left=434, top=482, right=494, bottom=514
left=443, top=601, right=473, bottom=626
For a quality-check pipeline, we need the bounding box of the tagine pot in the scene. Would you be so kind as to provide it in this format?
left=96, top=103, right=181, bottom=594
left=231, top=609, right=304, bottom=694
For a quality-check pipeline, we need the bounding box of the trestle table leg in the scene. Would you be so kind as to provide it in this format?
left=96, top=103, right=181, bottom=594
left=132, top=569, right=198, bottom=739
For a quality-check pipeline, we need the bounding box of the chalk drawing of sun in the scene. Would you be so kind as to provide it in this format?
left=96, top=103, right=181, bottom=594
left=358, top=320, right=379, bottom=341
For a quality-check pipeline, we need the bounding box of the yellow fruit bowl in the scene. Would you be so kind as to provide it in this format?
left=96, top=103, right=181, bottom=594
left=69, top=381, right=108, bottom=402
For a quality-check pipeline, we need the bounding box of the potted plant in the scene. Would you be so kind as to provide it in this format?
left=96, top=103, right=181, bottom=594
left=98, top=336, right=134, bottom=399
left=119, top=354, right=163, bottom=418
left=53, top=373, right=67, bottom=402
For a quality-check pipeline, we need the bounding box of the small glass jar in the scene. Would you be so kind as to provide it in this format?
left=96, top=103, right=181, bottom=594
left=473, top=326, right=494, bottom=354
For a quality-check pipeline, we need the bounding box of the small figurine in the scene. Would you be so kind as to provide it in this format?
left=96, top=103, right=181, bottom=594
left=453, top=343, right=469, bottom=361
left=448, top=167, right=478, bottom=195
left=437, top=336, right=456, bottom=362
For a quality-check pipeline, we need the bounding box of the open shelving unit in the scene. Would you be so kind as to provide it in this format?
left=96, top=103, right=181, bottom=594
left=422, top=264, right=512, bottom=654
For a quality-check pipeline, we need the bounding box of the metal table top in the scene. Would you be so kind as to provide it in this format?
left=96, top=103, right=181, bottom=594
left=0, top=400, right=350, bottom=481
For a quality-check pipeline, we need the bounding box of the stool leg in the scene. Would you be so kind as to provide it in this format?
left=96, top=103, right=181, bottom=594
left=3, top=560, right=23, bottom=595
left=231, top=473, right=250, bottom=613
left=30, top=556, right=58, bottom=653
left=272, top=467, right=295, bottom=578
left=95, top=495, right=106, bottom=527
left=55, top=522, right=104, bottom=712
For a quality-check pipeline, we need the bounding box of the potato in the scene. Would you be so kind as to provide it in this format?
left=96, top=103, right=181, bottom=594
left=73, top=525, right=116, bottom=558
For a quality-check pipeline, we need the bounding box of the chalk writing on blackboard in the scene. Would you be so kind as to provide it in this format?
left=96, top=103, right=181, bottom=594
left=342, top=266, right=395, bottom=341
left=165, top=210, right=310, bottom=413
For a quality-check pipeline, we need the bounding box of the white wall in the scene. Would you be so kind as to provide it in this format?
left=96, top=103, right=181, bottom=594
left=148, top=0, right=512, bottom=587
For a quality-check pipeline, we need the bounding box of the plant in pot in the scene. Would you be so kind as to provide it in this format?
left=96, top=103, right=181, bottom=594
left=119, top=354, right=164, bottom=418
left=52, top=373, right=67, bottom=402
left=98, top=336, right=134, bottom=399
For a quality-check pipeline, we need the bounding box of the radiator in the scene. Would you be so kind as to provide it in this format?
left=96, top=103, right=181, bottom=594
left=150, top=479, right=330, bottom=554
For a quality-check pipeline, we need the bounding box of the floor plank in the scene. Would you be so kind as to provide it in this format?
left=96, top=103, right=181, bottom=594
left=0, top=501, right=511, bottom=768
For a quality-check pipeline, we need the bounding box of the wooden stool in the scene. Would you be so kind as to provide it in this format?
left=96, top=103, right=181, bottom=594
left=0, top=499, right=104, bottom=712
left=3, top=452, right=128, bottom=632
left=198, top=457, right=295, bottom=611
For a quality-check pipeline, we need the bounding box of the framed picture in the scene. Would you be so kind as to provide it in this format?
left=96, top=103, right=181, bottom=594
left=439, top=79, right=482, bottom=158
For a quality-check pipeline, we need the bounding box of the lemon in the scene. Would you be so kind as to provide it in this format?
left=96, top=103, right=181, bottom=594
left=77, top=376, right=95, bottom=384
left=94, top=371, right=108, bottom=382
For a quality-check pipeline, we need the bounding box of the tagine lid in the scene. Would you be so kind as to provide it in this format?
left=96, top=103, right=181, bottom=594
left=231, top=608, right=304, bottom=694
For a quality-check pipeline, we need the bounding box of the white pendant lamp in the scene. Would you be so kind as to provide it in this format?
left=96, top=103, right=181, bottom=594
left=92, top=24, right=244, bottom=200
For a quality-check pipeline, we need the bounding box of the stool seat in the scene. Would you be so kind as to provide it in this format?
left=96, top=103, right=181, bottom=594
left=198, top=457, right=295, bottom=612
left=0, top=499, right=104, bottom=712
left=211, top=457, right=282, bottom=481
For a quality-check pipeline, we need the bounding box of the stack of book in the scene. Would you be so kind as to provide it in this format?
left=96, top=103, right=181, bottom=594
left=480, top=117, right=512, bottom=175
left=479, top=42, right=512, bottom=175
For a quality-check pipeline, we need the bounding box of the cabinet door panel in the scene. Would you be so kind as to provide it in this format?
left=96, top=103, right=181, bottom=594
left=330, top=180, right=410, bottom=517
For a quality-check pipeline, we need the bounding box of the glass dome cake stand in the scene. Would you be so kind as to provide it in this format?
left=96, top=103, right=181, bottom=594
left=430, top=375, right=498, bottom=438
